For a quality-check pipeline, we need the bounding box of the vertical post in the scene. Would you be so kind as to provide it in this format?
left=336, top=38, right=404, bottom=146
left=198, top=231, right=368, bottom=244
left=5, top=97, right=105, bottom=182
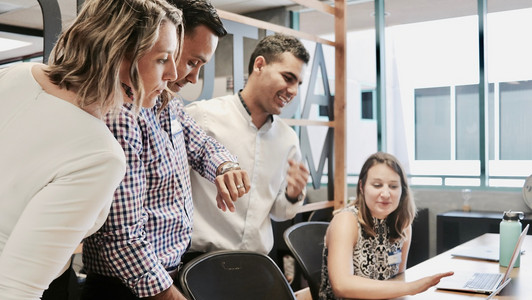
left=478, top=0, right=488, bottom=186
left=290, top=10, right=300, bottom=31
left=37, top=0, right=61, bottom=63
left=334, top=0, right=347, bottom=209
left=77, top=0, right=84, bottom=13
left=375, top=0, right=387, bottom=152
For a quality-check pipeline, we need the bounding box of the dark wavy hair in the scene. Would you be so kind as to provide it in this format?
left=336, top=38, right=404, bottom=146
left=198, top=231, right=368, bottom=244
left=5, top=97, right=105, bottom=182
left=248, top=33, right=310, bottom=75
left=166, top=0, right=227, bottom=37
left=355, top=152, right=416, bottom=242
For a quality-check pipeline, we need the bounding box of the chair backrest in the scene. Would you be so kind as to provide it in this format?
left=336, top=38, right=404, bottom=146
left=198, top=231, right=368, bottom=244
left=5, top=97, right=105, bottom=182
left=283, top=221, right=329, bottom=300
left=178, top=250, right=296, bottom=300
left=308, top=206, right=333, bottom=222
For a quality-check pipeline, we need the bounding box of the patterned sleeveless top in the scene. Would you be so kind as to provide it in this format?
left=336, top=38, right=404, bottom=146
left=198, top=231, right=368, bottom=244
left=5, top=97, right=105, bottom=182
left=318, top=206, right=404, bottom=300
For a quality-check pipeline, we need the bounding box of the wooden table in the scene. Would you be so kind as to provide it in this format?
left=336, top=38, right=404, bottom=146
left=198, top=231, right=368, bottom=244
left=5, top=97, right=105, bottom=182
left=391, top=233, right=532, bottom=299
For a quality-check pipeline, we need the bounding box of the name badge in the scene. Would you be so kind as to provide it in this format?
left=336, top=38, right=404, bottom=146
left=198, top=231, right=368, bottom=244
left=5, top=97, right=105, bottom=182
left=170, top=110, right=182, bottom=142
left=388, top=250, right=402, bottom=266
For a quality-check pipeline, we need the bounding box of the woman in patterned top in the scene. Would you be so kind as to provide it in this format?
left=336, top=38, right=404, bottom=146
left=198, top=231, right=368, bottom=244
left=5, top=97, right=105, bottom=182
left=319, top=152, right=453, bottom=299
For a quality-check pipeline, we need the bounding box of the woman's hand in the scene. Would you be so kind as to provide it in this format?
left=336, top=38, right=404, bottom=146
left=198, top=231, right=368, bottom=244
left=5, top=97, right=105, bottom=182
left=409, top=271, right=454, bottom=295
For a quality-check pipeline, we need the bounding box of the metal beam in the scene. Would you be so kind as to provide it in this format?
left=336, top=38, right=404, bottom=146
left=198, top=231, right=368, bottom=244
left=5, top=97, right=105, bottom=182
left=375, top=0, right=387, bottom=152
left=37, top=0, right=62, bottom=63
left=0, top=24, right=42, bottom=37
left=478, top=0, right=488, bottom=186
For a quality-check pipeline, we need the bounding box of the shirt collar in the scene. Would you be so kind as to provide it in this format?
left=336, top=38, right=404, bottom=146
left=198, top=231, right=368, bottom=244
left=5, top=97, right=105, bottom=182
left=237, top=90, right=274, bottom=123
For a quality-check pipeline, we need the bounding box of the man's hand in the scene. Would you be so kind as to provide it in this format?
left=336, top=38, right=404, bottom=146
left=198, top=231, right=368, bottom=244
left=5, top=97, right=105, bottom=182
left=285, top=159, right=309, bottom=201
left=214, top=169, right=250, bottom=212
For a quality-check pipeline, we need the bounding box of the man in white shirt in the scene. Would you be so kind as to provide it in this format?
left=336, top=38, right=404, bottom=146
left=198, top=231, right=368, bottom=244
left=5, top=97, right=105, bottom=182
left=184, top=34, right=310, bottom=257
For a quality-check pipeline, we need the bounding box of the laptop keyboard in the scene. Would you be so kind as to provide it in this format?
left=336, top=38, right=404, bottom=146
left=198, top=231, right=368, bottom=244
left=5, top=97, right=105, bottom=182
left=464, top=273, right=501, bottom=290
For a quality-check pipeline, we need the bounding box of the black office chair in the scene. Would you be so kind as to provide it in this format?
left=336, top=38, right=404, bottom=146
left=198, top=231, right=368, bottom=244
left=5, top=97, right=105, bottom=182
left=283, top=221, right=329, bottom=300
left=307, top=206, right=333, bottom=222
left=178, top=250, right=296, bottom=300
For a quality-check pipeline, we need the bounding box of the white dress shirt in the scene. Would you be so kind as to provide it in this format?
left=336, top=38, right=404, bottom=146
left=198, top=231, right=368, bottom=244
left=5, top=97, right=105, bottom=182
left=185, top=93, right=304, bottom=255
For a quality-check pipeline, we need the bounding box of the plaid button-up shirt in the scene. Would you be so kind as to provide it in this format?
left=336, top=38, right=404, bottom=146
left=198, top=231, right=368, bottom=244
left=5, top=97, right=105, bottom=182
left=82, top=98, right=235, bottom=297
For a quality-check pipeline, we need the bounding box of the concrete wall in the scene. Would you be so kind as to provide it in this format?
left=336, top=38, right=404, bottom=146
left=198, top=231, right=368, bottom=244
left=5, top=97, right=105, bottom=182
left=306, top=187, right=528, bottom=257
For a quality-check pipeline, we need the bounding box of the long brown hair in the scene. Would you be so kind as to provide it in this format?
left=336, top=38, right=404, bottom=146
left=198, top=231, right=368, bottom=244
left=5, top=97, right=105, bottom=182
left=355, top=152, right=416, bottom=242
left=47, top=0, right=183, bottom=115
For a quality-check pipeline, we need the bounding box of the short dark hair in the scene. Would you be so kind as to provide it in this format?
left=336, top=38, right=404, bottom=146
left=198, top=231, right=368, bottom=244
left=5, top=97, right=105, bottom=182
left=166, top=0, right=227, bottom=37
left=248, top=33, right=310, bottom=75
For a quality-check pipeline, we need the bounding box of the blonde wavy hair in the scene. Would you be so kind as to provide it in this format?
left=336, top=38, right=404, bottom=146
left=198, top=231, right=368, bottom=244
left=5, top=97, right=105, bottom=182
left=46, top=0, right=183, bottom=114
left=354, top=152, right=416, bottom=242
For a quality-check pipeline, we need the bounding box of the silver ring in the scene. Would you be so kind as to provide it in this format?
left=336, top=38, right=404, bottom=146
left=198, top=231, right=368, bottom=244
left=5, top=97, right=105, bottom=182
left=236, top=184, right=244, bottom=189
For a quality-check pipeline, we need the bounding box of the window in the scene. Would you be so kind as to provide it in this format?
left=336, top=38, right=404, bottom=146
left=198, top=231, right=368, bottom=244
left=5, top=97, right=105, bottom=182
left=415, top=87, right=451, bottom=160
left=361, top=90, right=375, bottom=120
left=403, top=9, right=532, bottom=188
left=299, top=2, right=532, bottom=188
left=499, top=80, right=532, bottom=160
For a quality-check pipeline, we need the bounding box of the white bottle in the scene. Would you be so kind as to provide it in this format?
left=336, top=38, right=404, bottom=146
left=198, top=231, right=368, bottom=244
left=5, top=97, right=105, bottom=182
left=499, top=210, right=523, bottom=267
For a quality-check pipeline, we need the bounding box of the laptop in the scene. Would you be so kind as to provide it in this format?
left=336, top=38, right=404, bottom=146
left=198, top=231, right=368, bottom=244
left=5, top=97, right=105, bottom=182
left=451, top=246, right=525, bottom=262
left=451, top=246, right=499, bottom=262
left=436, top=224, right=529, bottom=295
